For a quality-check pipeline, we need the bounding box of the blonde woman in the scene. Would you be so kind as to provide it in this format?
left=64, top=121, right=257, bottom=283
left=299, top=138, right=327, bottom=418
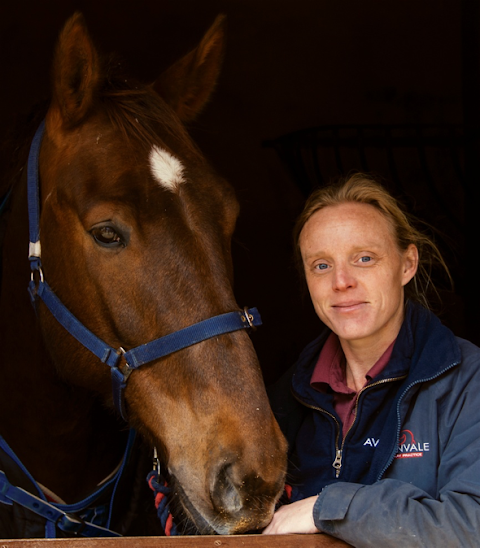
left=264, top=174, right=480, bottom=547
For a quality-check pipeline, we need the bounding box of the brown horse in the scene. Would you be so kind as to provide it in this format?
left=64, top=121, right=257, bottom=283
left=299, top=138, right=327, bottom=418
left=0, top=12, right=286, bottom=538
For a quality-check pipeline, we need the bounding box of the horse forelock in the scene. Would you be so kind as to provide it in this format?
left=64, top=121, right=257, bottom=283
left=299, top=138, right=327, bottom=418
left=92, top=74, right=206, bottom=196
left=99, top=74, right=201, bottom=161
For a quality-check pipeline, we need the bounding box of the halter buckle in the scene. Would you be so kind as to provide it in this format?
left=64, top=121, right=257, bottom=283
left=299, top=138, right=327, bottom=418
left=56, top=511, right=86, bottom=535
left=241, top=307, right=256, bottom=330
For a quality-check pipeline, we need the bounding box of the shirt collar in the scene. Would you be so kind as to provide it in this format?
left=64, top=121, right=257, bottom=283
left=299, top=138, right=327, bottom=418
left=310, top=332, right=396, bottom=394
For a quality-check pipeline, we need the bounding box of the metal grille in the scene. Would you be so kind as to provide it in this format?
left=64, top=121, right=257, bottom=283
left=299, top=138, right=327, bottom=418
left=265, top=123, right=466, bottom=247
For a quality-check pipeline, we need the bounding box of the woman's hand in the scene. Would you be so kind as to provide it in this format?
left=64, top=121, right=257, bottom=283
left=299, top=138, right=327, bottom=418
left=262, top=496, right=320, bottom=535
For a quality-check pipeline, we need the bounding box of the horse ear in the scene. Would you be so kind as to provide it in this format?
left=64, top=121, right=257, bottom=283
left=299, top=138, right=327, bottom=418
left=48, top=12, right=101, bottom=129
left=153, top=14, right=226, bottom=122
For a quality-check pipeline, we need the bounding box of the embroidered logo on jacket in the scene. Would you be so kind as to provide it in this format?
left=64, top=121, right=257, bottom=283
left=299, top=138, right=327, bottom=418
left=363, top=437, right=380, bottom=447
left=395, top=429, right=430, bottom=459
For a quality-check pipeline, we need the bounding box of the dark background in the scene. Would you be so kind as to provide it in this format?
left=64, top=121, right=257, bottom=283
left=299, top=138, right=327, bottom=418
left=1, top=0, right=478, bottom=384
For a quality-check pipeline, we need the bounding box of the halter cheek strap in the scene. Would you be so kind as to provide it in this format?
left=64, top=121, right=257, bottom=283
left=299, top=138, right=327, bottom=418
left=26, top=121, right=262, bottom=421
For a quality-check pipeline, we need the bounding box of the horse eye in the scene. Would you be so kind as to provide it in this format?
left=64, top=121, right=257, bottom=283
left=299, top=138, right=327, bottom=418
left=91, top=226, right=124, bottom=247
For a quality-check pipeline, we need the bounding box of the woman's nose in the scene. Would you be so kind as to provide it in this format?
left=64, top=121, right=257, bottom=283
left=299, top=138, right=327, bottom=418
left=332, top=265, right=356, bottom=291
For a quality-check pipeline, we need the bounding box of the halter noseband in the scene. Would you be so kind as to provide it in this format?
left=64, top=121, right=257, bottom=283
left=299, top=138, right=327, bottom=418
left=26, top=121, right=262, bottom=420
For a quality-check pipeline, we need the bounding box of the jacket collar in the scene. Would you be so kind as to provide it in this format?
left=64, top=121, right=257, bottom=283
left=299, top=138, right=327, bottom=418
left=292, top=302, right=461, bottom=408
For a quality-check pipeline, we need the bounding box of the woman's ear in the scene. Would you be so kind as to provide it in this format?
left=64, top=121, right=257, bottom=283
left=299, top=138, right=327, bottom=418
left=402, top=244, right=419, bottom=286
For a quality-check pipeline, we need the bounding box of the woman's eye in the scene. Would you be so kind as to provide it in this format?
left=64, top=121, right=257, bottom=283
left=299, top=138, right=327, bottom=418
left=315, top=263, right=329, bottom=271
left=91, top=226, right=124, bottom=247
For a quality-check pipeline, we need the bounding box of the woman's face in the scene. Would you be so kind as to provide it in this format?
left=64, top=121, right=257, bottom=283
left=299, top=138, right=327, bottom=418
left=299, top=202, right=418, bottom=350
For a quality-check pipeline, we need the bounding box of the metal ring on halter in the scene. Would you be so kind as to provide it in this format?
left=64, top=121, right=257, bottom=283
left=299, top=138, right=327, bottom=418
left=117, top=347, right=134, bottom=382
left=242, top=306, right=255, bottom=329
left=153, top=447, right=160, bottom=473
left=30, top=267, right=44, bottom=284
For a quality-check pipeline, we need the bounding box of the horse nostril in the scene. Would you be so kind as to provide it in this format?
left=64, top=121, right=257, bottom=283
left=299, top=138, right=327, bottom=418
left=211, top=462, right=243, bottom=514
left=208, top=458, right=283, bottom=533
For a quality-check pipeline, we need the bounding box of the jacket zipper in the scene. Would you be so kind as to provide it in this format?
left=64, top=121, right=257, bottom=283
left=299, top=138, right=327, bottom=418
left=292, top=390, right=342, bottom=476
left=293, top=374, right=407, bottom=478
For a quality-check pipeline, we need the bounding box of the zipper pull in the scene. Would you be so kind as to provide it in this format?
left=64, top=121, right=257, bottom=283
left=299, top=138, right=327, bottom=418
left=332, top=449, right=342, bottom=478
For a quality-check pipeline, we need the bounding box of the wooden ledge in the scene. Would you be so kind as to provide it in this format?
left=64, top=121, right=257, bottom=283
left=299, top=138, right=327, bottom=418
left=0, top=534, right=351, bottom=547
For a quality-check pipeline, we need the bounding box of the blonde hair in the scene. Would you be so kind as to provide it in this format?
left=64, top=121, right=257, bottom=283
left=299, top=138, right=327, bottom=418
left=293, top=173, right=452, bottom=309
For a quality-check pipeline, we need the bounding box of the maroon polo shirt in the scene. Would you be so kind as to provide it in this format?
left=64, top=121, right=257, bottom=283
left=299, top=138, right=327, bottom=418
left=310, top=333, right=395, bottom=439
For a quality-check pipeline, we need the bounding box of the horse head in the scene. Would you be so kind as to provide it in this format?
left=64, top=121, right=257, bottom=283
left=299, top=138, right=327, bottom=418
left=26, top=13, right=286, bottom=534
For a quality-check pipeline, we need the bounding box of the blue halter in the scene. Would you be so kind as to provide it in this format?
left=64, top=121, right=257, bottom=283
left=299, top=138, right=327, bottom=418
left=26, top=121, right=262, bottom=420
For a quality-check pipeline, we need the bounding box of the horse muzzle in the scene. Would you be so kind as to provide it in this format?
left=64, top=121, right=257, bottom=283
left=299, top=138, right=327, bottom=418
left=169, top=451, right=285, bottom=535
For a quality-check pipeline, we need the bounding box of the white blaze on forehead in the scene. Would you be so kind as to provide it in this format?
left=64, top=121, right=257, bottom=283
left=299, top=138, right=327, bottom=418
left=149, top=145, right=185, bottom=192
